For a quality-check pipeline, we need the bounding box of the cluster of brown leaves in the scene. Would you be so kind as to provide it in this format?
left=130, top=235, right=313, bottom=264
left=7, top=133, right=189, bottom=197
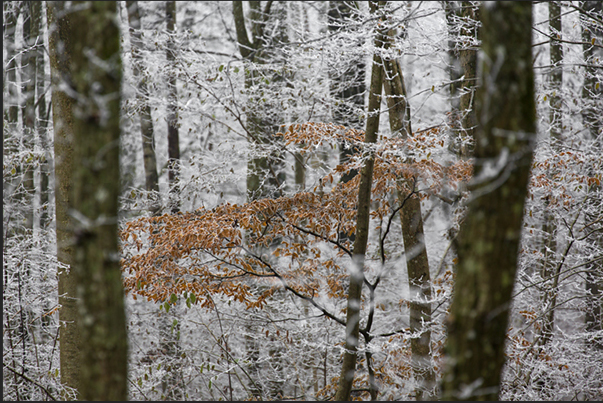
left=120, top=123, right=471, bottom=310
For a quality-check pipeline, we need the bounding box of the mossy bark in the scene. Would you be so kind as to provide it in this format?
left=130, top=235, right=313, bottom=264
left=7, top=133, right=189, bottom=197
left=47, top=2, right=81, bottom=397
left=441, top=2, right=536, bottom=400
left=49, top=2, right=128, bottom=400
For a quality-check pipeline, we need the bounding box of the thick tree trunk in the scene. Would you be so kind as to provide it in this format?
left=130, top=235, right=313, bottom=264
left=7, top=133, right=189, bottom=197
left=126, top=1, right=160, bottom=202
left=335, top=3, right=386, bottom=400
left=440, top=2, right=536, bottom=400
left=50, top=2, right=128, bottom=400
left=166, top=0, right=180, bottom=213
left=382, top=40, right=435, bottom=401
left=47, top=2, right=81, bottom=396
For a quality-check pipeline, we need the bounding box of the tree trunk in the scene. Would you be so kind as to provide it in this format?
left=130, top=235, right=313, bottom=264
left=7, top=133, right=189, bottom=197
left=233, top=0, right=286, bottom=202
left=4, top=1, right=19, bottom=125
left=31, top=1, right=52, bottom=229
left=549, top=1, right=563, bottom=144
left=126, top=1, right=160, bottom=204
left=457, top=2, right=479, bottom=160
left=440, top=2, right=536, bottom=400
left=166, top=0, right=180, bottom=213
left=335, top=2, right=386, bottom=400
left=539, top=1, right=564, bottom=348
left=328, top=1, right=365, bottom=183
left=581, top=0, right=603, bottom=350
left=21, top=1, right=38, bottom=231
left=47, top=2, right=81, bottom=396
left=382, top=34, right=435, bottom=401
left=49, top=2, right=128, bottom=400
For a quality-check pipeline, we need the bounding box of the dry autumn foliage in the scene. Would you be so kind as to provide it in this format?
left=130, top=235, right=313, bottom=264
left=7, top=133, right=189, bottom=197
left=120, top=122, right=470, bottom=313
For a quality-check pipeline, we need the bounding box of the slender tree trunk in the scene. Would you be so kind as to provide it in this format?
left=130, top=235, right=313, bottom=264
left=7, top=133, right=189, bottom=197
left=457, top=1, right=479, bottom=160
left=382, top=35, right=434, bottom=401
left=126, top=1, right=160, bottom=203
left=581, top=0, right=603, bottom=350
left=335, top=3, right=386, bottom=400
left=443, top=1, right=462, bottom=154
left=539, top=1, right=564, bottom=348
left=47, top=2, right=81, bottom=396
left=22, top=1, right=37, bottom=231
left=328, top=1, right=365, bottom=183
left=31, top=1, right=51, bottom=229
left=4, top=1, right=19, bottom=125
left=67, top=2, right=128, bottom=399
left=166, top=0, right=180, bottom=213
left=233, top=0, right=285, bottom=202
left=440, top=2, right=536, bottom=400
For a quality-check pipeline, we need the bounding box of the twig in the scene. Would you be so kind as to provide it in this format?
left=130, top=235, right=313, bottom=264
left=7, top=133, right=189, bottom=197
left=3, top=363, right=57, bottom=401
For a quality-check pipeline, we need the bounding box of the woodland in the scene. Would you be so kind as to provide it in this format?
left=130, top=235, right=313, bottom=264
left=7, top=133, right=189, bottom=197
left=2, top=1, right=602, bottom=401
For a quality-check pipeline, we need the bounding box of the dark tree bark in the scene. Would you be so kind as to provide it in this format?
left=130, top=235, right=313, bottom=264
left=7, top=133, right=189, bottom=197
left=126, top=1, right=160, bottom=204
left=548, top=1, right=563, bottom=143
left=334, top=2, right=386, bottom=400
left=233, top=0, right=286, bottom=202
left=3, top=1, right=19, bottom=125
left=21, top=1, right=39, bottom=231
left=47, top=2, right=81, bottom=396
left=581, top=0, right=603, bottom=350
left=328, top=1, right=365, bottom=183
left=457, top=1, right=479, bottom=160
left=49, top=2, right=128, bottom=400
left=539, top=1, right=564, bottom=349
left=440, top=2, right=536, bottom=400
left=166, top=0, right=180, bottom=214
left=382, top=32, right=435, bottom=401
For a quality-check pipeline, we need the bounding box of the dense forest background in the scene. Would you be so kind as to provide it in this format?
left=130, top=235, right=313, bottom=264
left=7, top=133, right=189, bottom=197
left=3, top=1, right=602, bottom=401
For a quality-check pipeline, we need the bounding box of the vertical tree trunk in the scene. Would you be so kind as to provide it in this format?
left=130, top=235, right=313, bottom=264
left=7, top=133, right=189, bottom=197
left=31, top=1, right=52, bottom=229
left=581, top=0, right=603, bottom=350
left=441, top=2, right=536, bottom=400
left=22, top=1, right=37, bottom=231
left=166, top=0, right=180, bottom=213
left=69, top=1, right=128, bottom=399
left=49, top=2, right=128, bottom=400
left=126, top=1, right=160, bottom=203
left=47, top=2, right=81, bottom=396
left=382, top=36, right=435, bottom=401
left=233, top=0, right=285, bottom=202
left=233, top=2, right=289, bottom=397
left=539, top=1, right=564, bottom=348
left=335, top=2, right=386, bottom=400
left=327, top=1, right=365, bottom=183
left=457, top=1, right=479, bottom=160
left=443, top=1, right=462, bottom=140
left=548, top=1, right=563, bottom=143
left=3, top=2, right=20, bottom=125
